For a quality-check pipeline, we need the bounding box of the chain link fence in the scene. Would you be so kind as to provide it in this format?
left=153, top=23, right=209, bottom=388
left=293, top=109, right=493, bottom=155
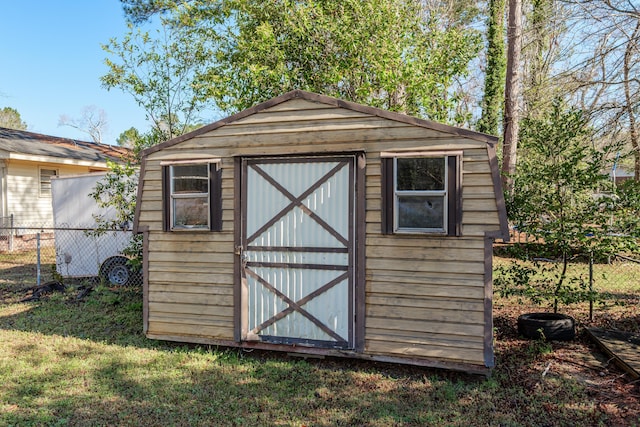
left=506, top=228, right=640, bottom=293
left=0, top=223, right=142, bottom=296
left=496, top=231, right=640, bottom=321
left=592, top=254, right=640, bottom=291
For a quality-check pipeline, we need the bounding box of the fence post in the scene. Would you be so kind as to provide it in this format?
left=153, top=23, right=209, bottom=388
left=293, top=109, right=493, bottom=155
left=589, top=250, right=594, bottom=322
left=8, top=213, right=13, bottom=252
left=36, top=232, right=41, bottom=287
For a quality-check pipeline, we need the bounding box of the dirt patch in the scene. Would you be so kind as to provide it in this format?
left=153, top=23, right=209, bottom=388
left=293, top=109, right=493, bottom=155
left=494, top=302, right=640, bottom=426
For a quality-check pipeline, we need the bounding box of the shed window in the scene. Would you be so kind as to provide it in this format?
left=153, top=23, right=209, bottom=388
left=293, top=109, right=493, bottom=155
left=162, top=162, right=222, bottom=231
left=39, top=168, right=58, bottom=197
left=382, top=155, right=460, bottom=235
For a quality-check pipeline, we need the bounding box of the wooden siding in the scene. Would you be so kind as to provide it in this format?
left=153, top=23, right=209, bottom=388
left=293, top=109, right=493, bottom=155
left=146, top=232, right=235, bottom=340
left=138, top=98, right=503, bottom=368
left=5, top=160, right=108, bottom=226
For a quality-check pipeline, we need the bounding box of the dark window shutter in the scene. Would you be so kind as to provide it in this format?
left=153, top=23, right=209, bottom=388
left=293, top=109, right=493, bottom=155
left=162, top=166, right=170, bottom=232
left=447, top=156, right=461, bottom=236
left=381, top=157, right=394, bottom=234
left=209, top=163, right=223, bottom=232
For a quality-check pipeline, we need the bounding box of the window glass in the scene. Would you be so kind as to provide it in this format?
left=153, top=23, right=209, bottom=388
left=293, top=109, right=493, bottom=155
left=396, top=157, right=444, bottom=191
left=394, top=156, right=447, bottom=233
left=397, top=195, right=445, bottom=229
left=171, top=164, right=208, bottom=194
left=173, top=197, right=209, bottom=228
left=170, top=164, right=209, bottom=229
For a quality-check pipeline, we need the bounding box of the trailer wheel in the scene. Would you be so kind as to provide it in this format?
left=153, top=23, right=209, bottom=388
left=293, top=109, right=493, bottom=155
left=100, top=256, right=132, bottom=286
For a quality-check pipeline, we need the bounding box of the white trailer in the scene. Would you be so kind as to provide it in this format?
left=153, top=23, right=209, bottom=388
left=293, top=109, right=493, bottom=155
left=51, top=173, right=135, bottom=285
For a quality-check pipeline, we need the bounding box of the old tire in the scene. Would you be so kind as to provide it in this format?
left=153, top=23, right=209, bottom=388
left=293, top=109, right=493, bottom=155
left=517, top=313, right=576, bottom=341
left=99, top=256, right=132, bottom=286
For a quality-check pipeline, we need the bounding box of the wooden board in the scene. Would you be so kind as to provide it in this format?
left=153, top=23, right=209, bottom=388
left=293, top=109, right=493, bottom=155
left=365, top=339, right=484, bottom=364
left=586, top=328, right=640, bottom=379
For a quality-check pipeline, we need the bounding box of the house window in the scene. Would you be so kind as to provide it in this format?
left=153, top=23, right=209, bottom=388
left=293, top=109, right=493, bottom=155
left=39, top=168, right=58, bottom=197
left=381, top=154, right=460, bottom=235
left=162, top=161, right=222, bottom=231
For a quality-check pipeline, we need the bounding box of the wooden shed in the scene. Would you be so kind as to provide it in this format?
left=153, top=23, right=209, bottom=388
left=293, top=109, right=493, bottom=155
left=133, top=90, right=509, bottom=375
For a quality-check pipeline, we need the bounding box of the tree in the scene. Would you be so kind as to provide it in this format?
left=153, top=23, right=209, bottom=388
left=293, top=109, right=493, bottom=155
left=478, top=0, right=506, bottom=136
left=502, top=0, right=523, bottom=194
left=226, top=1, right=481, bottom=122
left=521, top=0, right=566, bottom=116
left=90, top=157, right=143, bottom=272
left=58, top=106, right=108, bottom=143
left=0, top=107, right=27, bottom=130
left=623, top=20, right=640, bottom=181
left=102, top=20, right=217, bottom=141
left=498, top=101, right=637, bottom=312
left=116, top=127, right=142, bottom=148
left=560, top=1, right=640, bottom=181
left=114, top=0, right=482, bottom=125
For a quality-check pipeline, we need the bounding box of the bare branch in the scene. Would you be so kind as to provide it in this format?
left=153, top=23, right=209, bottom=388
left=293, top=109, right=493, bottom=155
left=58, top=106, right=109, bottom=144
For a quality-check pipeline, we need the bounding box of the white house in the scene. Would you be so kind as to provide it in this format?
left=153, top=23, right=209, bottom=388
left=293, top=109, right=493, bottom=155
left=0, top=127, right=129, bottom=227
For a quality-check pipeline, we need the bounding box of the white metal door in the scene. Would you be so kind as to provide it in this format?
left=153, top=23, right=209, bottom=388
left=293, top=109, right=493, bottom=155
left=241, top=156, right=354, bottom=349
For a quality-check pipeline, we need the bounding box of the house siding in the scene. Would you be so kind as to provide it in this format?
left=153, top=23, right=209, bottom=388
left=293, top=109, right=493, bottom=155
left=6, top=160, right=108, bottom=226
left=137, top=97, right=504, bottom=369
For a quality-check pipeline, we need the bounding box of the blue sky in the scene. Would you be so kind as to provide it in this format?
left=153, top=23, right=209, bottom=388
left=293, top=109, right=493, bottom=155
left=0, top=1, right=150, bottom=145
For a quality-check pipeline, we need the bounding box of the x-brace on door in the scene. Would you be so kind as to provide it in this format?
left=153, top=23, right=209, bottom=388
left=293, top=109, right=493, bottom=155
left=240, top=156, right=355, bottom=349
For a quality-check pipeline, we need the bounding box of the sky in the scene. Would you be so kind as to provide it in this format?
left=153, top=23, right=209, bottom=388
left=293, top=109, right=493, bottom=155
left=0, top=1, right=150, bottom=145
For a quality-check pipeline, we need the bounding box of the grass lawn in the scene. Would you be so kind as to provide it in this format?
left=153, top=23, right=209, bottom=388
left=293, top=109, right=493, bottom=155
left=0, top=256, right=639, bottom=426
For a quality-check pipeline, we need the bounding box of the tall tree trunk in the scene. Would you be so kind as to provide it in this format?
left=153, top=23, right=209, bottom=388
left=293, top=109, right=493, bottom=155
left=624, top=20, right=640, bottom=182
left=502, top=0, right=523, bottom=194
left=478, top=0, right=506, bottom=136
left=525, top=0, right=553, bottom=116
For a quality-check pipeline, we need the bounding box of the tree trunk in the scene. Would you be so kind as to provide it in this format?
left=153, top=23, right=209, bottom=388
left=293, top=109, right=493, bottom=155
left=525, top=0, right=553, bottom=116
left=623, top=21, right=640, bottom=182
left=478, top=0, right=506, bottom=136
left=502, top=0, right=523, bottom=194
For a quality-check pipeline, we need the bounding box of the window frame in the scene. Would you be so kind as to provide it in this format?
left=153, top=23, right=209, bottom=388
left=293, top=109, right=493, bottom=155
left=381, top=152, right=461, bottom=236
left=161, top=159, right=222, bottom=232
left=39, top=167, right=58, bottom=198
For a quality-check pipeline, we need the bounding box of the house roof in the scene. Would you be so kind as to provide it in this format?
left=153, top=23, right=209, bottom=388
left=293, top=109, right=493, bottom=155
left=141, top=90, right=499, bottom=157
left=0, top=127, right=130, bottom=164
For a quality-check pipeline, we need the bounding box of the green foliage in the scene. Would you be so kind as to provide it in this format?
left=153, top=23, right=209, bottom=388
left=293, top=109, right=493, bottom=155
left=612, top=179, right=640, bottom=240
left=89, top=158, right=142, bottom=271
left=116, top=126, right=142, bottom=148
left=89, top=131, right=161, bottom=271
left=120, top=0, right=178, bottom=24
left=102, top=19, right=217, bottom=141
left=477, top=0, right=506, bottom=135
left=216, top=0, right=481, bottom=122
left=111, top=0, right=482, bottom=125
left=495, top=258, right=597, bottom=308
left=499, top=100, right=639, bottom=312
left=510, top=102, right=608, bottom=247
left=0, top=106, right=27, bottom=130
left=526, top=336, right=553, bottom=355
